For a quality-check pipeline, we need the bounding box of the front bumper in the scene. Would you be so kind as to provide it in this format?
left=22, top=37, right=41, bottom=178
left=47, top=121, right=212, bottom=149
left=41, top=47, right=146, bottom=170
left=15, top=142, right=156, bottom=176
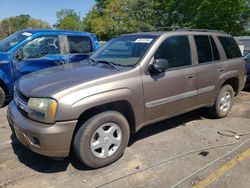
left=7, top=101, right=77, bottom=157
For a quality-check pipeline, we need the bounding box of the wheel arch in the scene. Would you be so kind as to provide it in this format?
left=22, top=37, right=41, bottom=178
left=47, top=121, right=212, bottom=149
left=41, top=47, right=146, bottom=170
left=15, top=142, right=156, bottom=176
left=220, top=77, right=239, bottom=96
left=70, top=100, right=136, bottom=147
left=217, top=69, right=241, bottom=96
left=0, top=79, right=9, bottom=95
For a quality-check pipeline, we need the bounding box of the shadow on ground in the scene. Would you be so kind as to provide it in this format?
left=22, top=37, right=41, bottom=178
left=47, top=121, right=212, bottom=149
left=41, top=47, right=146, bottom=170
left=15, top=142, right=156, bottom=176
left=10, top=136, right=93, bottom=173
left=10, top=108, right=210, bottom=173
left=243, top=87, right=250, bottom=92
left=128, top=108, right=210, bottom=146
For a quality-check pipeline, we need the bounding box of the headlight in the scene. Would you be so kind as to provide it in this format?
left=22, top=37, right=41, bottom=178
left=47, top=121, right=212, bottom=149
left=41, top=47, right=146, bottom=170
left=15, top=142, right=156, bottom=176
left=28, top=98, right=58, bottom=124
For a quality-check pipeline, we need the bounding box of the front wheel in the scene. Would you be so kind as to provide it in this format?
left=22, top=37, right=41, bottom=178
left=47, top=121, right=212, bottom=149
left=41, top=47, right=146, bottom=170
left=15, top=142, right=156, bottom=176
left=209, top=85, right=234, bottom=118
left=73, top=111, right=130, bottom=168
left=0, top=86, right=6, bottom=108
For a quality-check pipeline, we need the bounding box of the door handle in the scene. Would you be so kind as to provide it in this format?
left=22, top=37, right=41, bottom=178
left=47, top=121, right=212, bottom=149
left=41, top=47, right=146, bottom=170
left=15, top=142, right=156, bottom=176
left=218, top=68, right=225, bottom=73
left=55, top=60, right=65, bottom=65
left=186, top=75, right=195, bottom=79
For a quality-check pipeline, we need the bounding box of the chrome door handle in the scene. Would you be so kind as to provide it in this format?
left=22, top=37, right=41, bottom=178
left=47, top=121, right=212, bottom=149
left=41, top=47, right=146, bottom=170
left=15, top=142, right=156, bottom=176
left=186, top=75, right=195, bottom=79
left=55, top=60, right=64, bottom=65
left=218, top=68, right=225, bottom=73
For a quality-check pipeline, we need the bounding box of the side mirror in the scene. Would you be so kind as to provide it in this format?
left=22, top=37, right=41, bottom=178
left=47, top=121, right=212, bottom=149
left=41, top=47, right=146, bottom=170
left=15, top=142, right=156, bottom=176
left=14, top=48, right=24, bottom=61
left=149, top=59, right=170, bottom=74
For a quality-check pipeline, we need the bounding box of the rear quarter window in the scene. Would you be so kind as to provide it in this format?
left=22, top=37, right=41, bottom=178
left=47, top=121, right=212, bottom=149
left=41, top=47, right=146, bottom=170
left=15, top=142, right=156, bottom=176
left=67, top=36, right=93, bottom=53
left=218, top=36, right=242, bottom=59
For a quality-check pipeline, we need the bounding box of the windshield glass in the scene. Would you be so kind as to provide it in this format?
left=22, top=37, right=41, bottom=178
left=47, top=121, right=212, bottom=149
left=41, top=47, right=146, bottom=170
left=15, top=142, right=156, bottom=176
left=91, top=35, right=157, bottom=67
left=0, top=31, right=32, bottom=52
left=245, top=52, right=250, bottom=58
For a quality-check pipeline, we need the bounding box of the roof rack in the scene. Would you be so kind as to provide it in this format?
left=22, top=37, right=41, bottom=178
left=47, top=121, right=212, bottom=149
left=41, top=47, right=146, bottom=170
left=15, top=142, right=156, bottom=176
left=143, top=26, right=180, bottom=32
left=176, top=28, right=227, bottom=34
left=141, top=27, right=227, bottom=34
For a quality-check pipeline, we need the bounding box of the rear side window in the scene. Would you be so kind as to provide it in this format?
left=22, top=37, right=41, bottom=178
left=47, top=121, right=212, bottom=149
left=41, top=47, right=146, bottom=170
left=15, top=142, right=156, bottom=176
left=155, top=35, right=191, bottom=68
left=218, top=36, right=242, bottom=58
left=194, top=35, right=213, bottom=63
left=194, top=35, right=221, bottom=63
left=67, top=36, right=93, bottom=53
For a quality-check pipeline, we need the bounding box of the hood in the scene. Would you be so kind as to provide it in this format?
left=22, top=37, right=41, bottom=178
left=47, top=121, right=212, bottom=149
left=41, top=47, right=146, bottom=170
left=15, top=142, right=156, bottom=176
left=17, top=61, right=122, bottom=97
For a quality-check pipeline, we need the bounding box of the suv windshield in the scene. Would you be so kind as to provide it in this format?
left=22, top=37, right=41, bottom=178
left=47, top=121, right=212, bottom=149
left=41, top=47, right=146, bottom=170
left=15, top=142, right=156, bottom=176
left=91, top=35, right=157, bottom=67
left=0, top=31, right=32, bottom=52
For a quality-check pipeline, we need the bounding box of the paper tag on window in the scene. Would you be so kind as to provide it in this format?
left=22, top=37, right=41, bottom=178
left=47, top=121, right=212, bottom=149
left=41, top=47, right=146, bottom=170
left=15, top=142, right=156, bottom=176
left=22, top=32, right=32, bottom=36
left=135, top=38, right=153, bottom=43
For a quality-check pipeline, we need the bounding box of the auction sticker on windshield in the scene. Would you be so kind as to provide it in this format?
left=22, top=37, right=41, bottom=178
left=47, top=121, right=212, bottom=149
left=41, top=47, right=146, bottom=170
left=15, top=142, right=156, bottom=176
left=22, top=32, right=32, bottom=37
left=135, top=38, right=153, bottom=43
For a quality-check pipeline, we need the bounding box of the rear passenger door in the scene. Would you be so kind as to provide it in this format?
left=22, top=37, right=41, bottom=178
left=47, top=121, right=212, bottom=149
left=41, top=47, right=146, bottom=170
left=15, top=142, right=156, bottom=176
left=193, top=35, right=222, bottom=106
left=142, top=35, right=197, bottom=123
left=67, top=35, right=94, bottom=63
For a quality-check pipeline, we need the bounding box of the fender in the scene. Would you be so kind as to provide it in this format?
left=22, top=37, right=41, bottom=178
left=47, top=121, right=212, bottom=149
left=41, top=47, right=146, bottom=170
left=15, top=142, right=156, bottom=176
left=56, top=88, right=144, bottom=127
left=0, top=52, right=17, bottom=94
left=0, top=67, right=15, bottom=94
left=217, top=70, right=239, bottom=87
left=213, top=70, right=240, bottom=101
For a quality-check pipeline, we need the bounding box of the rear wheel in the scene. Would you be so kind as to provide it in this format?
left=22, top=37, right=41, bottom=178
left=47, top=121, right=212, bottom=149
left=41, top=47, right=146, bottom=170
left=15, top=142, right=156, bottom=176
left=0, top=86, right=6, bottom=108
left=209, top=85, right=234, bottom=118
left=73, top=111, right=130, bottom=168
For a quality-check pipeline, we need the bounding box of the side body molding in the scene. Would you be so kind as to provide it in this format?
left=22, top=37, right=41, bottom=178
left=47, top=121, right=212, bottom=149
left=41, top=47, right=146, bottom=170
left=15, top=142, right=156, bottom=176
left=145, top=86, right=215, bottom=108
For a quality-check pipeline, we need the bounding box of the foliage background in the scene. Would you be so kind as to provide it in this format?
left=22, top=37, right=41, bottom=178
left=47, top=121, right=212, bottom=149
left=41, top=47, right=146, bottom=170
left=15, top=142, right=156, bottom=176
left=0, top=0, right=249, bottom=40
left=83, top=0, right=250, bottom=40
left=0, top=15, right=50, bottom=39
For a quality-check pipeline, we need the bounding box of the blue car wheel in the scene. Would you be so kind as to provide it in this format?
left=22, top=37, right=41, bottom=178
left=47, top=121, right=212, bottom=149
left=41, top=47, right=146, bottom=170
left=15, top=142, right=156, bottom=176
left=0, top=86, right=6, bottom=107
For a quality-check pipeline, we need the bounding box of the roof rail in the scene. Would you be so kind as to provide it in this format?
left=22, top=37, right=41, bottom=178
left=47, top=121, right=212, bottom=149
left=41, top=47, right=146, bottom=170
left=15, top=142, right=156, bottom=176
left=141, top=26, right=180, bottom=32
left=141, top=27, right=227, bottom=34
left=176, top=28, right=227, bottom=34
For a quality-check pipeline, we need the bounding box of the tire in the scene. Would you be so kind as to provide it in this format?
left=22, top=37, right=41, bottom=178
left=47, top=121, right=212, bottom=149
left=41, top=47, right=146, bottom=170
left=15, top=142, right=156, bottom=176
left=0, top=86, right=6, bottom=108
left=209, top=85, right=234, bottom=118
left=73, top=111, right=130, bottom=168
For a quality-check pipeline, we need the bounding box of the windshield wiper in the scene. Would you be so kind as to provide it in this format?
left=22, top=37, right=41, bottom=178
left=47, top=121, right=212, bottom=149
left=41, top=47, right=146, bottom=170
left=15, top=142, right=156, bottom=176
left=115, top=63, right=134, bottom=67
left=90, top=58, right=118, bottom=70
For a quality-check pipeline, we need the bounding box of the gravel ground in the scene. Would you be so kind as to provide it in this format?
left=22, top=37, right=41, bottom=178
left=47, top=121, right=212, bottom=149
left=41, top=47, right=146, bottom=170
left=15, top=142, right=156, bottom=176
left=0, top=90, right=250, bottom=188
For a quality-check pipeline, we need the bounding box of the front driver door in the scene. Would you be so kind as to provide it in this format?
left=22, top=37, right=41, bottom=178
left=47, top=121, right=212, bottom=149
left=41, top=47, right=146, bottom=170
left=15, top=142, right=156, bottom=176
left=142, top=35, right=197, bottom=123
left=13, top=35, right=65, bottom=79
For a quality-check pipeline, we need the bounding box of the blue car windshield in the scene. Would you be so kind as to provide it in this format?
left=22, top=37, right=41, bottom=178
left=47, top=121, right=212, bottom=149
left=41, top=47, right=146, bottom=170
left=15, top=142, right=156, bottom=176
left=0, top=31, right=32, bottom=52
left=91, top=35, right=158, bottom=67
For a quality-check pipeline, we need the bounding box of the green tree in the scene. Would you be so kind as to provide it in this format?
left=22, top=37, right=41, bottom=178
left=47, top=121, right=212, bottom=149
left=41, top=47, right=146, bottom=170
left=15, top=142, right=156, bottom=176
left=165, top=0, right=250, bottom=35
left=83, top=0, right=149, bottom=40
left=56, top=9, right=81, bottom=30
left=0, top=15, right=50, bottom=40
left=83, top=0, right=250, bottom=40
left=27, top=18, right=50, bottom=29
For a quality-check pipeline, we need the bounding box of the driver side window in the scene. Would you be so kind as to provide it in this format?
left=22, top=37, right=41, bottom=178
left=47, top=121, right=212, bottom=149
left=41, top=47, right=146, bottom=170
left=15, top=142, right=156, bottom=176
left=155, top=35, right=191, bottom=68
left=22, top=36, right=60, bottom=59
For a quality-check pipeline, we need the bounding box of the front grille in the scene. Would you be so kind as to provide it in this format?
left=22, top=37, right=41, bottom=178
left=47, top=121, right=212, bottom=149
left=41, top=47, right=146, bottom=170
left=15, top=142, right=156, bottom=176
left=16, top=90, right=29, bottom=103
left=17, top=106, right=29, bottom=118
left=14, top=90, right=29, bottom=118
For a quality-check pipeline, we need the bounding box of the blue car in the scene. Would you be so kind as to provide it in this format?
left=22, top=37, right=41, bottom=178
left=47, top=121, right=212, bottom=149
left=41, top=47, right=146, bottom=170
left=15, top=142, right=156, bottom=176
left=0, top=29, right=99, bottom=107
